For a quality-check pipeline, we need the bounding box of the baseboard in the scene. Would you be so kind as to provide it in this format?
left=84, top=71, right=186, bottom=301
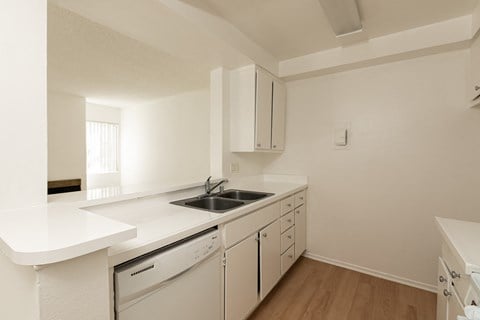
left=303, top=251, right=437, bottom=293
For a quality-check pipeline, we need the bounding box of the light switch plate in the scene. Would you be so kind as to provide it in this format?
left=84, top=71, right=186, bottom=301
left=230, top=163, right=240, bottom=173
left=333, top=121, right=351, bottom=149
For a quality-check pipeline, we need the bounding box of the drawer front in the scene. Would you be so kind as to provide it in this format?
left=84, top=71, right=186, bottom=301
left=280, top=211, right=294, bottom=233
left=442, top=243, right=470, bottom=301
left=281, top=245, right=295, bottom=275
left=280, top=196, right=294, bottom=216
left=294, top=191, right=306, bottom=208
left=224, top=202, right=280, bottom=248
left=281, top=226, right=295, bottom=254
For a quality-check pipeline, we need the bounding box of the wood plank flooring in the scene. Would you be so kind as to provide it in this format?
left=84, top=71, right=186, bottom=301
left=248, top=257, right=436, bottom=320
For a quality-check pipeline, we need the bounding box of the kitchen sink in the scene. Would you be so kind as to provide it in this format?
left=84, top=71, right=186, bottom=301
left=217, top=189, right=273, bottom=201
left=185, top=197, right=244, bottom=211
left=170, top=189, right=274, bottom=213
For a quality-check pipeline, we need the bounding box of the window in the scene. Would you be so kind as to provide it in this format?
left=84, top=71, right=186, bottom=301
left=86, top=121, right=119, bottom=174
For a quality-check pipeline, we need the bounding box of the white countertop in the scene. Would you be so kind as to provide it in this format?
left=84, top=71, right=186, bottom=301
left=86, top=175, right=308, bottom=266
left=436, top=217, right=480, bottom=274
left=0, top=175, right=307, bottom=267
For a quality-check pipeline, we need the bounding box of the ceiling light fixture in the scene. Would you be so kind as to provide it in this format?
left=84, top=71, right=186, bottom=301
left=318, top=0, right=363, bottom=37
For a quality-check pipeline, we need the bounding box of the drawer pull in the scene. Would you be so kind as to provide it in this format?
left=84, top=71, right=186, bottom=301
left=287, top=235, right=292, bottom=239
left=443, top=289, right=452, bottom=297
left=273, top=145, right=277, bottom=148
left=262, top=233, right=267, bottom=238
left=439, top=275, right=447, bottom=283
left=288, top=254, right=293, bottom=259
left=287, top=203, right=292, bottom=207
left=287, top=219, right=292, bottom=223
left=476, top=85, right=480, bottom=91
left=299, top=197, right=304, bottom=200
left=257, top=143, right=261, bottom=147
left=451, top=271, right=461, bottom=279
left=296, top=210, right=300, bottom=214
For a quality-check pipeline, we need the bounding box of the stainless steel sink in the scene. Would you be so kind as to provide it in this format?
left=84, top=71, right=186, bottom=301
left=185, top=197, right=244, bottom=211
left=217, top=189, right=273, bottom=201
left=170, top=189, right=274, bottom=213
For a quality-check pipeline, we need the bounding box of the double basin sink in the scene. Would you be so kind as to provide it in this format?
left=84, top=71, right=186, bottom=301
left=171, top=189, right=274, bottom=213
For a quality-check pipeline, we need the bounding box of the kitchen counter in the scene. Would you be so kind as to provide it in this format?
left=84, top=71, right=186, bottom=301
left=435, top=217, right=480, bottom=274
left=0, top=175, right=307, bottom=267
left=87, top=175, right=308, bottom=266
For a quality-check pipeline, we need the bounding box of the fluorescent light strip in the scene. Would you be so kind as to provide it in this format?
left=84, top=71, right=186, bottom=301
left=318, top=0, right=363, bottom=36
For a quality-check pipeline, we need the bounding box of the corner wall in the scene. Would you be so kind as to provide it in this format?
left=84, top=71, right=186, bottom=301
left=264, top=49, right=480, bottom=289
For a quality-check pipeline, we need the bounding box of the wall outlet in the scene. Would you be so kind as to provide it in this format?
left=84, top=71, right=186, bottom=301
left=230, top=163, right=240, bottom=173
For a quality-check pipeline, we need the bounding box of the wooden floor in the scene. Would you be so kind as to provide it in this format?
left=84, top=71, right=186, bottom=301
left=249, top=257, right=436, bottom=320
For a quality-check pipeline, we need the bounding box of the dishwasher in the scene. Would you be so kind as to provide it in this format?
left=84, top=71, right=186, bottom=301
left=114, top=228, right=222, bottom=320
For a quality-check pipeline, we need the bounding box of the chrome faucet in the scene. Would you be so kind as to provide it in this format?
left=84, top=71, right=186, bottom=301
left=204, top=176, right=228, bottom=195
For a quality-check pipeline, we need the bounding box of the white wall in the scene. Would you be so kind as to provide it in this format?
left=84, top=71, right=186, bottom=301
left=121, top=90, right=211, bottom=186
left=48, top=91, right=86, bottom=190
left=264, top=49, right=480, bottom=288
left=0, top=0, right=47, bottom=210
left=86, top=103, right=122, bottom=188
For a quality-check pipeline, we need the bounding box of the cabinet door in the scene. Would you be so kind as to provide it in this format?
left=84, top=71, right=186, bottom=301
left=255, top=69, right=273, bottom=150
left=294, top=204, right=306, bottom=260
left=260, top=220, right=281, bottom=300
left=225, top=234, right=258, bottom=320
left=447, top=290, right=464, bottom=320
left=271, top=79, right=286, bottom=151
left=471, top=34, right=480, bottom=106
left=436, top=258, right=450, bottom=320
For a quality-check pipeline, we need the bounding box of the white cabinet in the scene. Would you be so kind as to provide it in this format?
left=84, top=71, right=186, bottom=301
left=255, top=68, right=273, bottom=150
left=470, top=33, right=480, bottom=107
left=230, top=65, right=286, bottom=152
left=271, top=79, right=286, bottom=151
left=294, top=204, right=307, bottom=260
left=259, top=220, right=281, bottom=299
left=225, top=234, right=259, bottom=320
left=436, top=258, right=450, bottom=320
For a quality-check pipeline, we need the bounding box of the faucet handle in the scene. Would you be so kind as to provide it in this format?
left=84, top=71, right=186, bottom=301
left=206, top=176, right=212, bottom=182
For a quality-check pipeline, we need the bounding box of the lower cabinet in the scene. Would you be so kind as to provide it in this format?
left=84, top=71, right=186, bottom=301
left=225, top=233, right=259, bottom=320
left=436, top=258, right=450, bottom=320
left=259, top=220, right=281, bottom=299
left=223, top=189, right=307, bottom=320
left=294, top=204, right=306, bottom=260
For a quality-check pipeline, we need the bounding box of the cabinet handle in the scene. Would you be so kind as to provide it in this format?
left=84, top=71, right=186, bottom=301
left=451, top=271, right=461, bottom=279
left=476, top=85, right=480, bottom=91
left=273, top=145, right=277, bottom=148
left=287, top=203, right=292, bottom=207
left=443, top=289, right=452, bottom=297
left=257, top=143, right=261, bottom=147
left=287, top=235, right=292, bottom=239
left=299, top=197, right=304, bottom=200
left=262, top=233, right=267, bottom=238
left=288, top=254, right=293, bottom=259
left=296, top=210, right=300, bottom=214
left=439, top=275, right=447, bottom=283
left=287, top=219, right=292, bottom=223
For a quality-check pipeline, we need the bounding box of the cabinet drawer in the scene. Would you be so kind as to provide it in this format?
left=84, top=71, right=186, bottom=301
left=280, top=211, right=294, bottom=233
left=441, top=243, right=470, bottom=301
left=294, top=191, right=306, bottom=208
left=281, top=226, right=295, bottom=254
left=281, top=245, right=295, bottom=275
left=224, top=202, right=280, bottom=248
left=280, top=196, right=294, bottom=216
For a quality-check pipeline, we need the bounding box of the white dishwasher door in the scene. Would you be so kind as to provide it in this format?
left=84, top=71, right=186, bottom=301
left=115, top=230, right=221, bottom=320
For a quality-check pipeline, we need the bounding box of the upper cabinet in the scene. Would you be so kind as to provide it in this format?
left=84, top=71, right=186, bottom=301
left=470, top=33, right=480, bottom=107
left=230, top=65, right=286, bottom=152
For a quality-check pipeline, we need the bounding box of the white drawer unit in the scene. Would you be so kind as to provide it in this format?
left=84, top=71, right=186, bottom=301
left=294, top=190, right=305, bottom=208
left=294, top=204, right=306, bottom=260
left=280, top=196, right=294, bottom=216
left=281, top=226, right=295, bottom=254
left=281, top=245, right=295, bottom=275
left=280, top=211, right=294, bottom=233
